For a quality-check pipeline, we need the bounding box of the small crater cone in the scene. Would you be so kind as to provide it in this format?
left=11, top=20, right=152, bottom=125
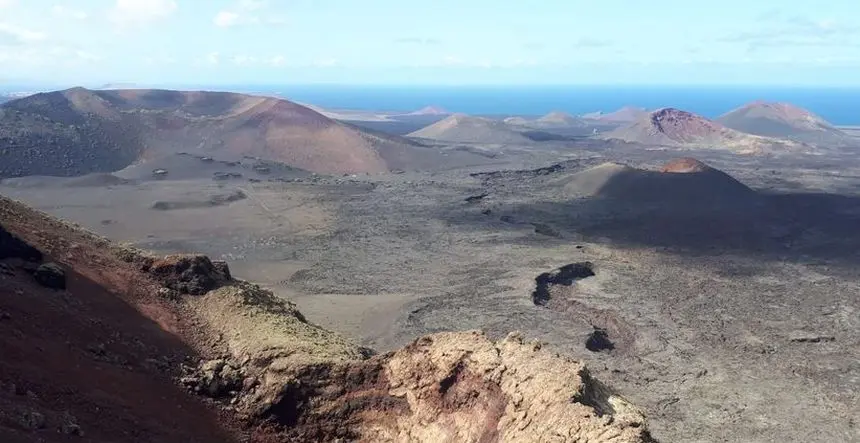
left=660, top=158, right=712, bottom=174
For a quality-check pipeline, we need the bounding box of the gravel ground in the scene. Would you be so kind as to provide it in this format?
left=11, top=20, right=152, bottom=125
left=3, top=142, right=859, bottom=442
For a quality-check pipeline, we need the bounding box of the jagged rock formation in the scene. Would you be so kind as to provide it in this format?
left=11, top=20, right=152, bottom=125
left=0, top=193, right=654, bottom=442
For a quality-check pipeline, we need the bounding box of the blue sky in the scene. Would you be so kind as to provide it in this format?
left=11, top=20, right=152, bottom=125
left=1, top=0, right=859, bottom=86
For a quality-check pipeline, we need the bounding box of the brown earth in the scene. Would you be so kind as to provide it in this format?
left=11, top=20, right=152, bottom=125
left=0, top=194, right=655, bottom=442
left=0, top=88, right=458, bottom=178
left=660, top=157, right=713, bottom=173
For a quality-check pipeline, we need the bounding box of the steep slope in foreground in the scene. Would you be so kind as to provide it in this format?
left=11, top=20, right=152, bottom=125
left=555, top=157, right=755, bottom=204
left=601, top=108, right=803, bottom=154
left=0, top=195, right=654, bottom=442
left=716, top=101, right=848, bottom=141
left=0, top=88, right=455, bottom=178
left=408, top=113, right=534, bottom=144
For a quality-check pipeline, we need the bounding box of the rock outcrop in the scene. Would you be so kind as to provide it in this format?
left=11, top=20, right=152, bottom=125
left=33, top=262, right=66, bottom=290
left=140, top=254, right=232, bottom=295
left=0, top=193, right=655, bottom=442
left=183, top=280, right=654, bottom=441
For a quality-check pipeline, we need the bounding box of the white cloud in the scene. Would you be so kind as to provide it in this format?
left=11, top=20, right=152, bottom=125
left=143, top=54, right=175, bottom=65
left=0, top=23, right=47, bottom=44
left=0, top=45, right=100, bottom=66
left=267, top=55, right=286, bottom=66
left=313, top=58, right=338, bottom=67
left=75, top=50, right=102, bottom=62
left=231, top=54, right=258, bottom=65
left=213, top=11, right=239, bottom=27
left=213, top=0, right=285, bottom=28
left=238, top=0, right=267, bottom=10
left=51, top=5, right=88, bottom=20
left=0, top=0, right=16, bottom=8
left=412, top=56, right=538, bottom=69
left=109, top=0, right=177, bottom=26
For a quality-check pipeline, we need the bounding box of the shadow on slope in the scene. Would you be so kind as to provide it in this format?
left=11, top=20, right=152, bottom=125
left=0, top=220, right=238, bottom=442
left=451, top=161, right=860, bottom=268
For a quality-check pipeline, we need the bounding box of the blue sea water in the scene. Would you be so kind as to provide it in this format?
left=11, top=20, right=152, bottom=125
left=229, top=85, right=860, bottom=125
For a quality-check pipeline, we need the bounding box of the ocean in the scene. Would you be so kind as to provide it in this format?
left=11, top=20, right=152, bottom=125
left=227, top=85, right=860, bottom=126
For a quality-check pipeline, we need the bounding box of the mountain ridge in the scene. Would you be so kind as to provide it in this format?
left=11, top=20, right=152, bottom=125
left=0, top=87, right=471, bottom=178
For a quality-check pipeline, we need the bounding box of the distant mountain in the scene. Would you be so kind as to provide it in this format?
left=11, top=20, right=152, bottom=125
left=503, top=116, right=531, bottom=126
left=408, top=113, right=533, bottom=144
left=583, top=106, right=649, bottom=123
left=600, top=108, right=805, bottom=154
left=405, top=105, right=449, bottom=116
left=0, top=87, right=485, bottom=178
left=716, top=101, right=848, bottom=142
left=535, top=111, right=584, bottom=127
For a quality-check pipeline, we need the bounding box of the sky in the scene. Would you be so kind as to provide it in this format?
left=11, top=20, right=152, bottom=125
left=1, top=0, right=860, bottom=87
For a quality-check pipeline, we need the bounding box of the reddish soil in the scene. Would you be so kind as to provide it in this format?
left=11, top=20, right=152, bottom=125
left=0, top=196, right=246, bottom=442
left=661, top=157, right=712, bottom=173
left=648, top=108, right=728, bottom=142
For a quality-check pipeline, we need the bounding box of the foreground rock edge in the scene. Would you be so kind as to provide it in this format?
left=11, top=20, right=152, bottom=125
left=0, top=194, right=654, bottom=442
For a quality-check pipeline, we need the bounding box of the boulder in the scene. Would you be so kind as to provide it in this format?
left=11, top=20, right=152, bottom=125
left=532, top=262, right=595, bottom=306
left=34, top=262, right=66, bottom=290
left=142, top=254, right=231, bottom=295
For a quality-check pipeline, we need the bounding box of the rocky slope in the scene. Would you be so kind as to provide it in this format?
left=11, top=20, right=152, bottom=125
left=0, top=88, right=475, bottom=178
left=0, top=194, right=654, bottom=442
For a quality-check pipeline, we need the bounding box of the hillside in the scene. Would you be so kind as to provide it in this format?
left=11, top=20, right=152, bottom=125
left=716, top=101, right=848, bottom=141
left=408, top=113, right=534, bottom=144
left=553, top=158, right=755, bottom=204
left=0, top=193, right=654, bottom=442
left=601, top=108, right=804, bottom=154
left=0, top=88, right=477, bottom=178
